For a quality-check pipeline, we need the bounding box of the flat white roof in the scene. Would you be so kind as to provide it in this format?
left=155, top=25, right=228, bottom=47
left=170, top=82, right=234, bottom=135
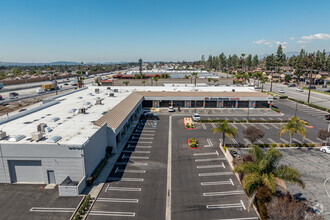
left=0, top=85, right=258, bottom=145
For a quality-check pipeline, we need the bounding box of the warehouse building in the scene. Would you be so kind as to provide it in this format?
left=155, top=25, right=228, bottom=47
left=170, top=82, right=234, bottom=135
left=0, top=86, right=272, bottom=195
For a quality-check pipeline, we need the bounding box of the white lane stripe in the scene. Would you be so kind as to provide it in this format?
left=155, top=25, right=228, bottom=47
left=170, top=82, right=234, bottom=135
left=107, top=187, right=141, bottom=192
left=317, top=138, right=323, bottom=142
left=199, top=172, right=233, bottom=176
left=30, top=207, right=75, bottom=213
left=260, top=118, right=266, bottom=121
left=240, top=124, right=247, bottom=129
left=97, top=198, right=139, bottom=203
left=202, top=123, right=207, bottom=130
left=206, top=203, right=244, bottom=209
left=232, top=138, right=238, bottom=144
left=203, top=190, right=245, bottom=196
left=268, top=138, right=276, bottom=143
left=304, top=138, right=315, bottom=143
left=201, top=180, right=233, bottom=186
left=257, top=139, right=264, bottom=144
left=166, top=115, right=172, bottom=220
left=270, top=124, right=279, bottom=129
left=108, top=177, right=144, bottom=182
left=229, top=178, right=234, bottom=186
left=231, top=124, right=238, bottom=129
left=195, top=158, right=226, bottom=162
left=132, top=136, right=153, bottom=140
left=280, top=138, right=288, bottom=143
left=89, top=211, right=135, bottom=217
left=240, top=200, right=246, bottom=210
left=142, top=130, right=156, bottom=133
left=122, top=155, right=149, bottom=160
left=194, top=152, right=217, bottom=156
left=204, top=139, right=214, bottom=147
left=211, top=123, right=216, bottom=128
left=197, top=164, right=224, bottom=169
left=134, top=145, right=152, bottom=149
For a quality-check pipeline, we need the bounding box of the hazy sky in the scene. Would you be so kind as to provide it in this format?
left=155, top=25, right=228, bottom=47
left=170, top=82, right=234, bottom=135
left=0, top=0, right=330, bottom=63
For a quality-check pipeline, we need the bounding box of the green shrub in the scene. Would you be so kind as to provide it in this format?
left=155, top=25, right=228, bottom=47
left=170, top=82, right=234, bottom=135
left=264, top=144, right=270, bottom=148
left=87, top=177, right=93, bottom=186
left=223, top=146, right=228, bottom=151
left=271, top=107, right=280, bottom=113
left=186, top=123, right=190, bottom=128
left=291, top=144, right=296, bottom=147
left=74, top=213, right=80, bottom=220
left=271, top=143, right=277, bottom=148
left=279, top=144, right=284, bottom=148
left=309, top=143, right=315, bottom=147
left=284, top=143, right=289, bottom=147
left=303, top=143, right=308, bottom=147
left=191, top=124, right=194, bottom=128
left=297, top=143, right=303, bottom=147
left=258, top=144, right=264, bottom=148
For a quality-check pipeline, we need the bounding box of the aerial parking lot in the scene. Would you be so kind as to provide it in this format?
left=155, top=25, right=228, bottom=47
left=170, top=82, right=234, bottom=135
left=86, top=98, right=329, bottom=220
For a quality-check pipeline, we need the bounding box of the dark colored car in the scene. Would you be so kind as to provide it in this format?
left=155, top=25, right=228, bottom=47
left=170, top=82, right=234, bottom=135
left=0, top=95, right=3, bottom=100
left=288, top=84, right=296, bottom=87
left=9, top=92, right=19, bottom=99
left=325, top=115, right=330, bottom=120
left=324, top=90, right=330, bottom=93
left=309, top=85, right=316, bottom=89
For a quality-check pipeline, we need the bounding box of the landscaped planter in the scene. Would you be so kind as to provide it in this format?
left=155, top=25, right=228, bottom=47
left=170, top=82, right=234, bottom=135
left=188, top=138, right=199, bottom=149
left=183, top=117, right=195, bottom=129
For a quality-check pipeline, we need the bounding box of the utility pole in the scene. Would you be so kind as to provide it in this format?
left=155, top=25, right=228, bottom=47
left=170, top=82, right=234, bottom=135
left=307, top=53, right=314, bottom=103
left=247, top=99, right=250, bottom=122
left=139, top=58, right=143, bottom=79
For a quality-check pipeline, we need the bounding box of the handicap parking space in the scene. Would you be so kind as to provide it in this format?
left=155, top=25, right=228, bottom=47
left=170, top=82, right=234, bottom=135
left=89, top=116, right=168, bottom=219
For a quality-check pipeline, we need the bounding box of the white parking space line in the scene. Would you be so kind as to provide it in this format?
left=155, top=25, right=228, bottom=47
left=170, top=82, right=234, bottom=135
left=142, top=130, right=156, bottom=133
left=30, top=207, right=75, bottom=213
left=304, top=138, right=315, bottom=143
left=211, top=123, right=216, bottom=128
left=122, top=150, right=151, bottom=154
left=243, top=138, right=251, bottom=145
left=132, top=136, right=154, bottom=140
left=317, top=138, right=323, bottom=142
left=197, top=164, right=224, bottom=169
left=116, top=169, right=146, bottom=174
left=107, top=187, right=142, bottom=192
left=231, top=138, right=238, bottom=144
left=194, top=152, right=218, bottom=156
left=251, top=118, right=256, bottom=120
left=234, top=118, right=239, bottom=121
left=257, top=139, right=264, bottom=144
left=204, top=139, right=214, bottom=147
left=260, top=124, right=269, bottom=129
left=268, top=138, right=276, bottom=143
left=115, top=162, right=148, bottom=165
left=231, top=124, right=238, bottom=129
left=108, top=177, right=144, bottom=182
left=240, top=124, right=247, bottom=129
left=122, top=155, right=149, bottom=160
left=293, top=138, right=302, bottom=144
left=280, top=138, right=288, bottom=143
left=203, top=190, right=245, bottom=196
left=225, top=117, right=229, bottom=120
left=242, top=117, right=247, bottom=121
left=199, top=172, right=233, bottom=176
left=89, top=211, right=135, bottom=217
left=260, top=118, right=266, bottom=121
left=134, top=145, right=152, bottom=149
left=278, top=117, right=283, bottom=120
left=215, top=218, right=260, bottom=220
left=195, top=158, right=226, bottom=162
left=97, top=198, right=139, bottom=203
left=207, top=200, right=246, bottom=210
left=201, top=178, right=234, bottom=186
left=202, top=123, right=207, bottom=130
left=269, top=124, right=279, bottom=129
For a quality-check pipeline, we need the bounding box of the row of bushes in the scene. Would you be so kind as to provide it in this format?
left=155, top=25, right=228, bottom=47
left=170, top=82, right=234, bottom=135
left=186, top=123, right=195, bottom=128
left=199, top=119, right=288, bottom=123
left=74, top=194, right=91, bottom=220
left=87, top=146, right=112, bottom=186
left=271, top=107, right=280, bottom=113
left=288, top=97, right=330, bottom=113
left=188, top=138, right=198, bottom=148
left=225, top=143, right=316, bottom=148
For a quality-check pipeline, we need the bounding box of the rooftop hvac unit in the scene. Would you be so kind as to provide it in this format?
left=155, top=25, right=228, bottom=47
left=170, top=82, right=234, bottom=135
left=95, top=88, right=100, bottom=93
left=109, top=93, right=114, bottom=97
left=78, top=108, right=86, bottom=114
left=31, top=132, right=44, bottom=141
left=232, top=89, right=235, bottom=92
left=8, top=135, right=26, bottom=142
left=0, top=131, right=7, bottom=140
left=95, top=99, right=102, bottom=105
left=107, top=87, right=111, bottom=90
left=46, top=136, right=62, bottom=143
left=114, top=89, right=118, bottom=92
left=37, top=123, right=47, bottom=132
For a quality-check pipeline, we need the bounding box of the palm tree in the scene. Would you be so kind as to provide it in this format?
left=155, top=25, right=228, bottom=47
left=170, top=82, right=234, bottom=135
left=123, top=81, right=129, bottom=86
left=141, top=80, right=147, bottom=86
left=191, top=72, right=198, bottom=87
left=153, top=76, right=159, bottom=86
left=211, top=120, right=238, bottom=147
left=260, top=76, right=267, bottom=92
left=279, top=116, right=306, bottom=147
left=241, top=53, right=246, bottom=70
left=212, top=78, right=219, bottom=85
left=208, top=78, right=212, bottom=85
left=233, top=146, right=305, bottom=211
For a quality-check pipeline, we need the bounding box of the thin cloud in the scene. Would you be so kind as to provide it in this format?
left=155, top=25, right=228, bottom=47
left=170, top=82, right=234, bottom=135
left=297, top=33, right=330, bottom=44
left=289, top=37, right=295, bottom=40
left=252, top=39, right=287, bottom=48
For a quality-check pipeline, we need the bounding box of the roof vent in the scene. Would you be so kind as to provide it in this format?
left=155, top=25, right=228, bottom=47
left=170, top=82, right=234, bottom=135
left=9, top=135, right=26, bottom=142
left=77, top=96, right=83, bottom=99
left=94, top=97, right=101, bottom=100
left=84, top=102, right=91, bottom=106
left=68, top=108, right=77, bottom=113
left=109, top=93, right=114, bottom=97
left=103, top=93, right=108, bottom=96
left=49, top=117, right=60, bottom=122
left=114, top=89, right=118, bottom=92
left=107, top=87, right=111, bottom=90
left=78, top=108, right=86, bottom=114
left=232, top=89, right=235, bottom=92
left=31, top=132, right=44, bottom=141
left=44, top=126, right=52, bottom=132
left=95, top=99, right=102, bottom=105
left=95, top=88, right=100, bottom=93
left=0, top=131, right=7, bottom=140
left=37, top=123, right=47, bottom=132
left=46, top=136, right=62, bottom=143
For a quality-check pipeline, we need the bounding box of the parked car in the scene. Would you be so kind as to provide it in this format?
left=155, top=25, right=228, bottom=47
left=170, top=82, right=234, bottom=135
left=282, top=82, right=289, bottom=85
left=325, top=115, right=330, bottom=120
left=324, top=90, right=330, bottom=93
left=192, top=113, right=201, bottom=121
left=288, top=84, right=296, bottom=87
left=168, top=106, right=175, bottom=112
left=320, top=146, right=330, bottom=154
left=64, top=83, right=69, bottom=86
left=143, top=112, right=159, bottom=120
left=0, top=95, right=3, bottom=100
left=296, top=88, right=303, bottom=92
left=9, top=92, right=19, bottom=99
left=18, top=108, right=26, bottom=112
left=36, top=88, right=46, bottom=94
left=278, top=89, right=285, bottom=94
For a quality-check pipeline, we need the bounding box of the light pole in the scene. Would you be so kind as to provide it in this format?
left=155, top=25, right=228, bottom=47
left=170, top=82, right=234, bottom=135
left=294, top=102, right=298, bottom=117
left=247, top=99, right=250, bottom=122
